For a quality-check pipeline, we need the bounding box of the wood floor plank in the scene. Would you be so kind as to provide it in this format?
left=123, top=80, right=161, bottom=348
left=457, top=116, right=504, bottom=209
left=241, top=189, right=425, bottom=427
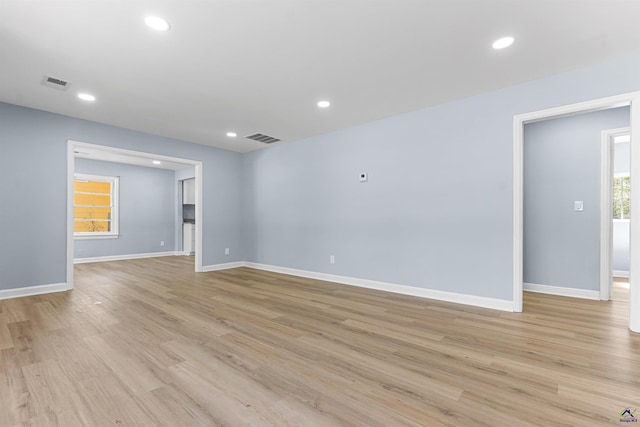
left=134, top=382, right=222, bottom=427
left=0, top=256, right=638, bottom=426
left=82, top=334, right=165, bottom=396
left=76, top=373, right=159, bottom=426
left=0, top=367, right=31, bottom=426
left=7, top=321, right=40, bottom=368
left=45, top=328, right=110, bottom=384
left=162, top=338, right=347, bottom=426
left=0, top=314, right=14, bottom=350
left=167, top=361, right=280, bottom=426
left=21, top=359, right=93, bottom=426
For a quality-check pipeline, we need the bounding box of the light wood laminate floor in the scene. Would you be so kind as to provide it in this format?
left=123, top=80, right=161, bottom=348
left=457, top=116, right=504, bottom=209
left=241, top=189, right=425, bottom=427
left=1, top=257, right=638, bottom=426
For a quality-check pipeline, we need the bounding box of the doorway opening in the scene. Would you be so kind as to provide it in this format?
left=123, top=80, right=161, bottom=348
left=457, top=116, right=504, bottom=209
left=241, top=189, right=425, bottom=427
left=513, top=91, right=640, bottom=332
left=605, top=129, right=631, bottom=301
left=66, top=141, right=204, bottom=290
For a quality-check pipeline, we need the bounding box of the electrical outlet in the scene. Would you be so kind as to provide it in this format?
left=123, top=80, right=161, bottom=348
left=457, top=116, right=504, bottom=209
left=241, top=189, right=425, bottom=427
left=160, top=241, right=165, bottom=246
left=330, top=255, right=335, bottom=264
left=225, top=248, right=230, bottom=255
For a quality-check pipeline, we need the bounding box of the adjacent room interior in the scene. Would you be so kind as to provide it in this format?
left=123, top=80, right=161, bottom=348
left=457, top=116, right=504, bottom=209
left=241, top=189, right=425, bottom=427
left=1, top=1, right=640, bottom=425
left=69, top=143, right=202, bottom=270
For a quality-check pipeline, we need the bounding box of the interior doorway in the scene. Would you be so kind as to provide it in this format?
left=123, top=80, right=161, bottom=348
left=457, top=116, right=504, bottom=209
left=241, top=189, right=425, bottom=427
left=66, top=141, right=204, bottom=290
left=513, top=91, right=640, bottom=333
left=522, top=109, right=628, bottom=301
left=606, top=129, right=631, bottom=298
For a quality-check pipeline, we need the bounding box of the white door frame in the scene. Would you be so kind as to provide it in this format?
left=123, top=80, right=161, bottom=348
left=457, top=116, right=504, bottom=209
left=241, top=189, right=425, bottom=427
left=513, top=91, right=640, bottom=332
left=600, top=127, right=631, bottom=300
left=66, top=141, right=204, bottom=290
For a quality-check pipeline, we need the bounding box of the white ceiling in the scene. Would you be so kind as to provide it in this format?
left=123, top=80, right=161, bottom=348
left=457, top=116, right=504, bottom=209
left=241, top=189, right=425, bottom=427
left=1, top=0, right=640, bottom=153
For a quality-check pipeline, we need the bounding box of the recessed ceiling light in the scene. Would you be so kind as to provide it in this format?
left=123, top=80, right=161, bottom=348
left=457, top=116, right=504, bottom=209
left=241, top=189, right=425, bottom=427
left=145, top=16, right=171, bottom=31
left=152, top=160, right=162, bottom=165
left=317, top=100, right=331, bottom=108
left=492, top=36, right=514, bottom=50
left=77, top=93, right=96, bottom=102
left=226, top=132, right=237, bottom=137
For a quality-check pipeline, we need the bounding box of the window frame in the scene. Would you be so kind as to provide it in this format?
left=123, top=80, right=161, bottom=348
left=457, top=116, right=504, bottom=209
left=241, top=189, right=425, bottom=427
left=74, top=173, right=119, bottom=239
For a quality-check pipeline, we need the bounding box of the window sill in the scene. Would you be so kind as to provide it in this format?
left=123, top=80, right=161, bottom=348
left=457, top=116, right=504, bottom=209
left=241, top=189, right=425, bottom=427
left=613, top=219, right=630, bottom=223
left=74, top=234, right=119, bottom=240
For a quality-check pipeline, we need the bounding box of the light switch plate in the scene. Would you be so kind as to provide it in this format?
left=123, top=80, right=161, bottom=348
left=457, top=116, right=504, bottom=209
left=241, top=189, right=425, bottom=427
left=574, top=201, right=584, bottom=211
left=359, top=173, right=368, bottom=182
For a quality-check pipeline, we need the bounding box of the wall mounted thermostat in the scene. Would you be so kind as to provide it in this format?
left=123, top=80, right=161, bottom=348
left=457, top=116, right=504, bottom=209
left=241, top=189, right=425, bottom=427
left=359, top=173, right=368, bottom=182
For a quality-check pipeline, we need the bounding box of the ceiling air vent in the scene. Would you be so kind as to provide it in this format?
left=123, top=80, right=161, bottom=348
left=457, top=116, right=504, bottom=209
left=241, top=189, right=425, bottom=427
left=245, top=133, right=281, bottom=144
left=41, top=75, right=70, bottom=90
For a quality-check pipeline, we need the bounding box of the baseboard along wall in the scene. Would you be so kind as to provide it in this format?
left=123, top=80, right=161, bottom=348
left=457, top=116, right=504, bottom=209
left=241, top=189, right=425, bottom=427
left=0, top=282, right=69, bottom=301
left=238, top=262, right=514, bottom=312
left=523, top=282, right=600, bottom=300
left=202, top=262, right=245, bottom=272
left=74, top=251, right=182, bottom=264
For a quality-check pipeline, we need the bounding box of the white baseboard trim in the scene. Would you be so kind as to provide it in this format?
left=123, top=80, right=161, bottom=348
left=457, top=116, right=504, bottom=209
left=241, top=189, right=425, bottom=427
left=613, top=270, right=630, bottom=278
left=523, top=282, right=600, bottom=300
left=0, top=282, right=69, bottom=301
left=74, top=251, right=181, bottom=264
left=244, top=262, right=513, bottom=312
left=202, top=261, right=246, bottom=272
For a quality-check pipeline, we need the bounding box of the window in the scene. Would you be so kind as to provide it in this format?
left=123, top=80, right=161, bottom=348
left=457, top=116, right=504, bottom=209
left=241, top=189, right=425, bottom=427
left=613, top=173, right=630, bottom=220
left=74, top=174, right=119, bottom=238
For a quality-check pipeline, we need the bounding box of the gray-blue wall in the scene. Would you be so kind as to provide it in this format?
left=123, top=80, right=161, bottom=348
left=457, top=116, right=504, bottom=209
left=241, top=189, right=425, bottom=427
left=74, top=159, right=176, bottom=259
left=523, top=108, right=630, bottom=291
left=0, top=103, right=243, bottom=290
left=242, top=52, right=640, bottom=301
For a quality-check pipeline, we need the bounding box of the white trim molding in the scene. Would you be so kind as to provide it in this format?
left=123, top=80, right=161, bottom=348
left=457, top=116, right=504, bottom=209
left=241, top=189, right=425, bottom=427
left=67, top=142, right=75, bottom=289
left=202, top=262, right=246, bottom=272
left=0, top=283, right=68, bottom=301
left=244, top=262, right=513, bottom=312
left=74, top=251, right=181, bottom=264
left=629, top=96, right=640, bottom=332
left=524, top=283, right=600, bottom=300
left=194, top=164, right=203, bottom=273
